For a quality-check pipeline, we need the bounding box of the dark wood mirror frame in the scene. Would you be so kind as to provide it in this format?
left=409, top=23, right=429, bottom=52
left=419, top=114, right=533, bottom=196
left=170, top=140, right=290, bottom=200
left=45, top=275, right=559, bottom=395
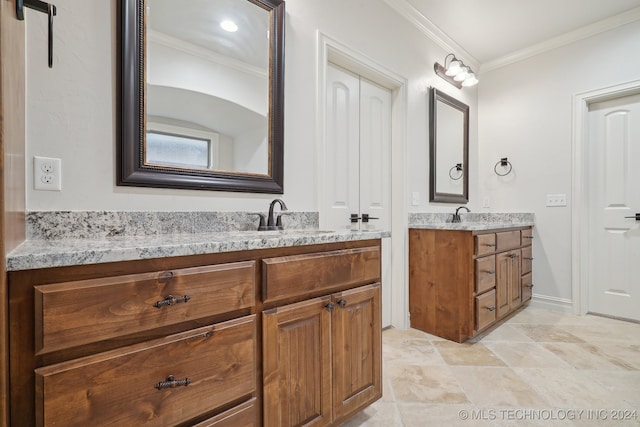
left=117, top=0, right=285, bottom=193
left=429, top=88, right=469, bottom=203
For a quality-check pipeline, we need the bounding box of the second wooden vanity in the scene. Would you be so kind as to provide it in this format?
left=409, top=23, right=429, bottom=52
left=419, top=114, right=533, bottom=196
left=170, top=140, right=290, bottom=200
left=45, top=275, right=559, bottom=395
left=409, top=225, right=533, bottom=342
left=8, top=236, right=382, bottom=426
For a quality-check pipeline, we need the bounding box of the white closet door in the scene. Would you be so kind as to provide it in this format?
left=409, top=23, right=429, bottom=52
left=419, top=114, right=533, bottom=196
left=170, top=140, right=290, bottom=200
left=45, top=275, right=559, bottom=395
left=324, top=64, right=392, bottom=327
left=325, top=65, right=360, bottom=229
left=587, top=93, right=640, bottom=321
left=359, top=77, right=391, bottom=234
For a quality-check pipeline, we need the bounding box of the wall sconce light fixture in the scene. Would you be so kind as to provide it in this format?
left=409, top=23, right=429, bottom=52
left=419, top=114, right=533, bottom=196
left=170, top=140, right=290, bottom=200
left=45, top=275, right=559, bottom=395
left=434, top=54, right=478, bottom=89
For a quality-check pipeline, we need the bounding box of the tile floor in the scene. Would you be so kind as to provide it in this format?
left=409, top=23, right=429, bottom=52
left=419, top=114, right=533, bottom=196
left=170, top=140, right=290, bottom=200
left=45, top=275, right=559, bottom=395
left=341, top=306, right=640, bottom=426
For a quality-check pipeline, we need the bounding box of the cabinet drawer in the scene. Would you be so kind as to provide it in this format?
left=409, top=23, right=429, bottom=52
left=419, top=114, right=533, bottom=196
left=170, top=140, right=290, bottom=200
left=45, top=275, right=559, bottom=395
left=521, top=228, right=533, bottom=245
left=262, top=246, right=380, bottom=304
left=35, top=315, right=256, bottom=427
left=522, top=272, right=533, bottom=303
left=496, top=231, right=520, bottom=251
left=475, top=256, right=496, bottom=294
left=35, top=262, right=256, bottom=354
left=192, top=398, right=257, bottom=427
left=475, top=234, right=497, bottom=256
left=475, top=290, right=497, bottom=331
left=521, top=246, right=533, bottom=275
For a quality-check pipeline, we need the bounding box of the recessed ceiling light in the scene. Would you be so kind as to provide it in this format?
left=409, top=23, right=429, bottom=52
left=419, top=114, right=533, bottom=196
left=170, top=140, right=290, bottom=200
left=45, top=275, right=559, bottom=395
left=220, top=20, right=238, bottom=32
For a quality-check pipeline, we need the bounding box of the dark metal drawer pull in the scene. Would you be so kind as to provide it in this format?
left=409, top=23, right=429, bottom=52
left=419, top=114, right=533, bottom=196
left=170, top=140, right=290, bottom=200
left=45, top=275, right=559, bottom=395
left=483, top=270, right=496, bottom=275
left=486, top=306, right=496, bottom=312
left=524, top=257, right=534, bottom=260
left=325, top=302, right=335, bottom=312
left=483, top=243, right=496, bottom=247
left=337, top=299, right=347, bottom=308
left=153, top=294, right=191, bottom=308
left=525, top=284, right=534, bottom=288
left=155, top=375, right=191, bottom=390
left=509, top=254, right=518, bottom=259
left=523, top=236, right=534, bottom=239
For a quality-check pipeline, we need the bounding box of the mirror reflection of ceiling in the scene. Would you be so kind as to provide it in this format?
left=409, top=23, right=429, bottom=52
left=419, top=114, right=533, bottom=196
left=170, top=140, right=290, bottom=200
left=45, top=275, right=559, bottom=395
left=148, top=85, right=266, bottom=137
left=148, top=0, right=269, bottom=70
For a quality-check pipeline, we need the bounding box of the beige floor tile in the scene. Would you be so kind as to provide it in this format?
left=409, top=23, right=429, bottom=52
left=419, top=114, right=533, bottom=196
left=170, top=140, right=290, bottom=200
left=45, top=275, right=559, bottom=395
left=587, top=370, right=640, bottom=407
left=387, top=364, right=469, bottom=404
left=383, top=337, right=445, bottom=367
left=363, top=307, right=638, bottom=425
left=543, top=342, right=640, bottom=371
left=485, top=342, right=571, bottom=368
left=556, top=323, right=640, bottom=346
left=450, top=366, right=548, bottom=408
left=338, top=400, right=403, bottom=427
left=506, top=307, right=571, bottom=325
left=433, top=340, right=507, bottom=367
left=514, top=367, right=634, bottom=409
left=474, top=324, right=536, bottom=343
left=510, top=324, right=585, bottom=343
left=397, top=403, right=482, bottom=427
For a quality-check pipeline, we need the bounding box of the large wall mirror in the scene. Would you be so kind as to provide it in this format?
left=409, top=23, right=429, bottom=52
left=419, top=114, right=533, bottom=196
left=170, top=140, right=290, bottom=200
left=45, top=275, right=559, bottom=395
left=118, top=0, right=285, bottom=193
left=429, top=88, right=469, bottom=203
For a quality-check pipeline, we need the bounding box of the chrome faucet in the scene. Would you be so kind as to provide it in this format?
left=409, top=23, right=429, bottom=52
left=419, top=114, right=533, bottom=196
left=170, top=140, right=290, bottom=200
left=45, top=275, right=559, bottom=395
left=265, top=198, right=288, bottom=230
left=452, top=206, right=470, bottom=223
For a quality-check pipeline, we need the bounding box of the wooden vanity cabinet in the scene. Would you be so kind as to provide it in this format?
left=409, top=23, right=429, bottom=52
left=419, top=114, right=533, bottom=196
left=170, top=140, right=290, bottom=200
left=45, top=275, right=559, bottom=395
left=409, top=226, right=533, bottom=342
left=8, top=239, right=382, bottom=427
left=262, top=246, right=382, bottom=427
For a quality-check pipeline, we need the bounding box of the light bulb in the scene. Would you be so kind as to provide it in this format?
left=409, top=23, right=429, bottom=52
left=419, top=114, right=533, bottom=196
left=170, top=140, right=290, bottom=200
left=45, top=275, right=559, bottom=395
left=462, top=73, right=478, bottom=87
left=221, top=20, right=238, bottom=32
left=454, top=67, right=469, bottom=82
left=445, top=60, right=461, bottom=76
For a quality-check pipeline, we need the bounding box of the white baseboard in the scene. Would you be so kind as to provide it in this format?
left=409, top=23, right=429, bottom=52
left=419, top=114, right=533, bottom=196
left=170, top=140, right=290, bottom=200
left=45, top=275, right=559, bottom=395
left=529, top=294, right=574, bottom=313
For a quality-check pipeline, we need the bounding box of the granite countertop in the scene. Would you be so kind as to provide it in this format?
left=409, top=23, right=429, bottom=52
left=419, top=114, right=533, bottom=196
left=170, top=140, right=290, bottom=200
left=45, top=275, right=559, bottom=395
left=407, top=212, right=534, bottom=231
left=6, top=229, right=390, bottom=272
left=409, top=222, right=534, bottom=231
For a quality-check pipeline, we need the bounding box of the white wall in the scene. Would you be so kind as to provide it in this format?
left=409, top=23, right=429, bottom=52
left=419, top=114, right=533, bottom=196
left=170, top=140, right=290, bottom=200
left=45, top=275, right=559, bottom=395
left=25, top=0, right=477, bottom=212
left=478, top=20, right=640, bottom=302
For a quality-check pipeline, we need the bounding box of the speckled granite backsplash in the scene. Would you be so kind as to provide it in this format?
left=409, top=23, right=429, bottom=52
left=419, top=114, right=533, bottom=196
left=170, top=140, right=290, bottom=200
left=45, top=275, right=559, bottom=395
left=409, top=212, right=534, bottom=225
left=27, top=211, right=319, bottom=240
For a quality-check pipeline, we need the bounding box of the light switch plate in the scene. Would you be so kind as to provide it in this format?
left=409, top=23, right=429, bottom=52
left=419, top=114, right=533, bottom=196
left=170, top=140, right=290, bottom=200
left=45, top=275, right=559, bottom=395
left=546, top=193, right=567, bottom=207
left=412, top=192, right=420, bottom=206
left=482, top=196, right=491, bottom=208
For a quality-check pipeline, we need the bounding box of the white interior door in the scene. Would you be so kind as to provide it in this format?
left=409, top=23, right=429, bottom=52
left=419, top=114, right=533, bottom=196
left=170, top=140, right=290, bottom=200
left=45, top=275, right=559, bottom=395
left=587, top=92, right=640, bottom=321
left=324, top=63, right=392, bottom=327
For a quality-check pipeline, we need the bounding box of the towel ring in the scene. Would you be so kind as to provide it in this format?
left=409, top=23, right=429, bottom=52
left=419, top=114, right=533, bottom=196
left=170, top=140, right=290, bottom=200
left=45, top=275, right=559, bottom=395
left=494, top=158, right=512, bottom=176
left=449, top=163, right=463, bottom=180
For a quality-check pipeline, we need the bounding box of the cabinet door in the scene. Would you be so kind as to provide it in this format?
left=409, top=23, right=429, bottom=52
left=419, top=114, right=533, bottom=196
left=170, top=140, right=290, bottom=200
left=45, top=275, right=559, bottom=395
left=263, top=297, right=332, bottom=427
left=522, top=272, right=533, bottom=303
left=496, top=251, right=521, bottom=317
left=509, top=251, right=522, bottom=310
left=331, top=284, right=382, bottom=422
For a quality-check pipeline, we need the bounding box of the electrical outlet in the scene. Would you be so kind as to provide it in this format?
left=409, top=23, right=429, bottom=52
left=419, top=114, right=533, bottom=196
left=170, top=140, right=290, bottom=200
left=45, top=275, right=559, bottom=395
left=412, top=192, right=420, bottom=206
left=482, top=196, right=491, bottom=208
left=34, top=156, right=62, bottom=191
left=546, top=193, right=567, bottom=207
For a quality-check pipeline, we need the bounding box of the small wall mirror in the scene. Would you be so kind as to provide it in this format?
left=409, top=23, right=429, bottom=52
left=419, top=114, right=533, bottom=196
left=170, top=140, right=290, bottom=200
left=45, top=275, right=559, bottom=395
left=429, top=88, right=469, bottom=203
left=118, top=0, right=285, bottom=193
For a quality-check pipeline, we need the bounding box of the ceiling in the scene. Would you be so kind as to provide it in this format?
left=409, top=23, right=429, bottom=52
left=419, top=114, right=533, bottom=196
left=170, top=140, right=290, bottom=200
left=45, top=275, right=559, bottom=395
left=148, top=0, right=269, bottom=70
left=404, top=0, right=640, bottom=65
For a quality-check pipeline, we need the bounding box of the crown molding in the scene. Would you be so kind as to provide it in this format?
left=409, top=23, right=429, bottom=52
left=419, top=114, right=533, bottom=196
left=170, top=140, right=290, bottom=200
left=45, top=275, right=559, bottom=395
left=480, top=6, right=640, bottom=74
left=147, top=30, right=268, bottom=79
left=380, top=0, right=479, bottom=71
